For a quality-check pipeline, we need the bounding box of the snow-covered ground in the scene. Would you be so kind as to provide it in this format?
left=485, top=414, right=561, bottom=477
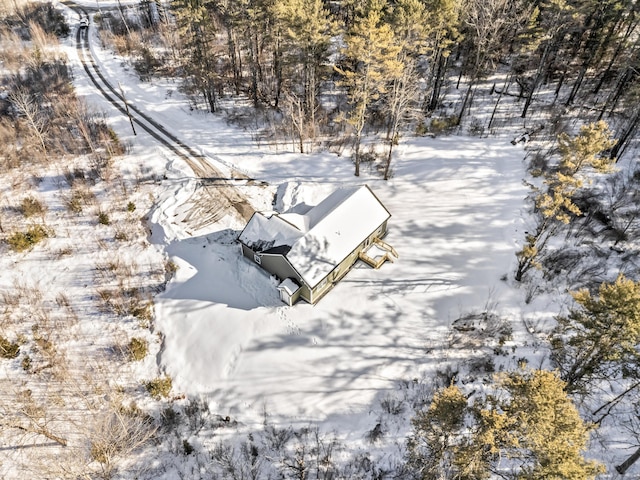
left=70, top=21, right=530, bottom=418
left=64, top=0, right=531, bottom=443
left=154, top=133, right=529, bottom=426
left=3, top=2, right=632, bottom=476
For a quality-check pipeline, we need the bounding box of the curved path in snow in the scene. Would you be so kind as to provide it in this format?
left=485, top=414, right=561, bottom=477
left=66, top=1, right=256, bottom=228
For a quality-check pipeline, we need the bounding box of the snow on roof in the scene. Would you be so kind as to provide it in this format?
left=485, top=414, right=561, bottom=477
left=277, top=212, right=310, bottom=232
left=286, top=185, right=390, bottom=287
left=277, top=278, right=300, bottom=295
left=238, top=212, right=303, bottom=253
left=239, top=185, right=390, bottom=287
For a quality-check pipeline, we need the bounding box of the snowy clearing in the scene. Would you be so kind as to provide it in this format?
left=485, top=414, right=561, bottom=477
left=2, top=1, right=637, bottom=477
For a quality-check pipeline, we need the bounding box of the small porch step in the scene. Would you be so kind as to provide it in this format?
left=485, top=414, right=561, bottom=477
left=359, top=237, right=398, bottom=269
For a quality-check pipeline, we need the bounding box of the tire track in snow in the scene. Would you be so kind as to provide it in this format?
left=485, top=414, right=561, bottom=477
left=67, top=1, right=257, bottom=229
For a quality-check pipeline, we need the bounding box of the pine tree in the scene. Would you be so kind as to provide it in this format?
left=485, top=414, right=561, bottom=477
left=337, top=0, right=402, bottom=176
left=212, top=0, right=246, bottom=95
left=244, top=0, right=278, bottom=108
left=514, top=121, right=616, bottom=281
left=214, top=0, right=277, bottom=107
left=387, top=0, right=429, bottom=55
left=514, top=170, right=580, bottom=281
left=456, top=0, right=531, bottom=124
left=422, top=0, right=463, bottom=113
left=407, top=371, right=604, bottom=479
left=172, top=0, right=220, bottom=112
left=271, top=0, right=334, bottom=151
left=592, top=0, right=640, bottom=97
left=485, top=369, right=605, bottom=479
left=407, top=385, right=491, bottom=480
left=553, top=274, right=640, bottom=392
left=519, top=0, right=575, bottom=118
left=606, top=80, right=640, bottom=159
left=564, top=0, right=636, bottom=106
left=558, top=120, right=617, bottom=174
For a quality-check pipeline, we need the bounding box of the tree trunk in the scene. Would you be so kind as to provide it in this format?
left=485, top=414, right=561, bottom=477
left=593, top=11, right=638, bottom=95
left=598, top=68, right=632, bottom=120
left=522, top=41, right=552, bottom=118
left=565, top=59, right=590, bottom=106
left=305, top=61, right=317, bottom=145
left=427, top=51, right=448, bottom=113
left=384, top=136, right=395, bottom=181
left=456, top=79, right=476, bottom=126
left=353, top=133, right=361, bottom=177
left=554, top=70, right=566, bottom=101
left=206, top=86, right=216, bottom=113
left=609, top=109, right=640, bottom=160
left=227, top=27, right=241, bottom=95
left=489, top=74, right=511, bottom=130
left=616, top=447, right=640, bottom=475
left=273, top=35, right=282, bottom=109
left=563, top=339, right=604, bottom=389
left=608, top=70, right=634, bottom=117
left=247, top=30, right=261, bottom=107
left=565, top=4, right=618, bottom=106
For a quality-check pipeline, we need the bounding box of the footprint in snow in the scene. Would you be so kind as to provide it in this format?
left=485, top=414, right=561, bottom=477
left=224, top=345, right=242, bottom=378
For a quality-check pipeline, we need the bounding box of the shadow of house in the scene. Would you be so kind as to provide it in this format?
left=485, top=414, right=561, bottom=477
left=238, top=185, right=395, bottom=305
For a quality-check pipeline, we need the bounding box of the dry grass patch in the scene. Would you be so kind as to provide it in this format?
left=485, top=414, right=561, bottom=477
left=20, top=195, right=45, bottom=217
left=127, top=337, right=148, bottom=361
left=0, top=335, right=20, bottom=358
left=64, top=186, right=95, bottom=214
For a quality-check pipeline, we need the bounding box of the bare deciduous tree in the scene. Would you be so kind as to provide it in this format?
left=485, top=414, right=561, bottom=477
left=457, top=0, right=531, bottom=124
left=10, top=87, right=48, bottom=154
left=383, top=61, right=420, bottom=180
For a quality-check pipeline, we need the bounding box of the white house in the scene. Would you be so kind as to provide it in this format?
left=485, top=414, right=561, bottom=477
left=238, top=185, right=396, bottom=305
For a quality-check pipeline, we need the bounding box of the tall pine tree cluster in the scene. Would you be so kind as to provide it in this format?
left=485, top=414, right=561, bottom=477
left=145, top=0, right=640, bottom=175
left=407, top=370, right=605, bottom=480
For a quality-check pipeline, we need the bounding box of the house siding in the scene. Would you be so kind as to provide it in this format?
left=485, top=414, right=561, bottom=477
left=240, top=243, right=303, bottom=285
left=299, top=284, right=313, bottom=304
left=278, top=280, right=303, bottom=306
left=287, top=287, right=303, bottom=305
left=258, top=254, right=298, bottom=281
left=240, top=243, right=254, bottom=261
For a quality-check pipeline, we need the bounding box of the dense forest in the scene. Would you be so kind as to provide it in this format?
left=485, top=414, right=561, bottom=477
left=99, top=0, right=640, bottom=173
left=2, top=0, right=640, bottom=478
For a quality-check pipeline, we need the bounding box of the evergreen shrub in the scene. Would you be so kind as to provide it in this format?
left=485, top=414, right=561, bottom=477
left=7, top=224, right=51, bottom=252
left=145, top=376, right=172, bottom=400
